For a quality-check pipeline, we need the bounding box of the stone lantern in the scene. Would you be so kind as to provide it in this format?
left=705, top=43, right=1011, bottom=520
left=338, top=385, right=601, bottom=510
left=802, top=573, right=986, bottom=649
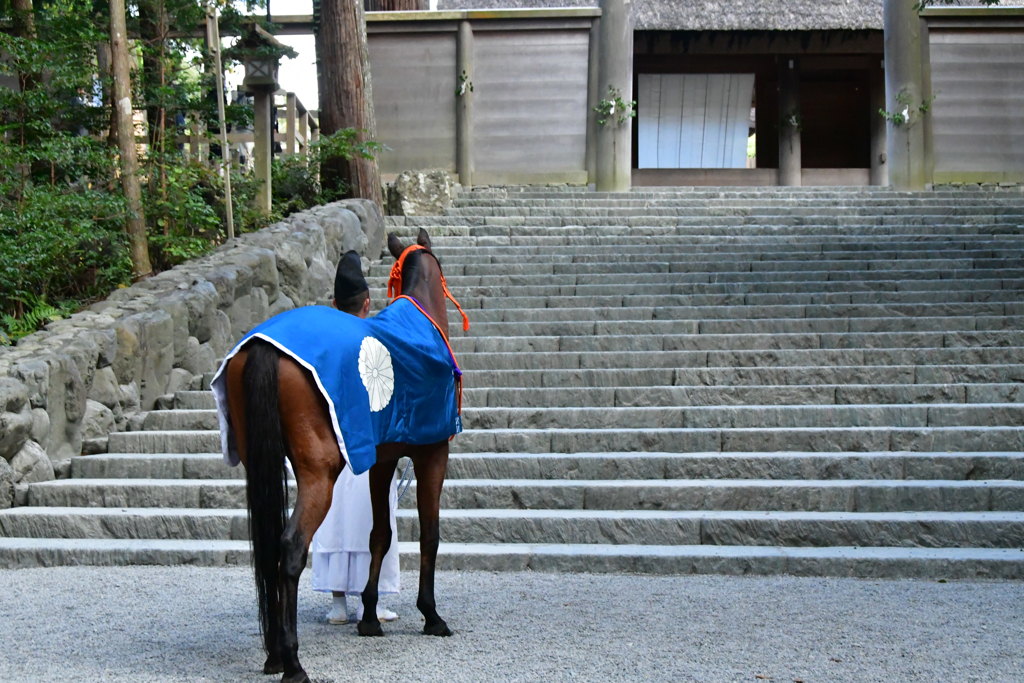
left=230, top=24, right=291, bottom=214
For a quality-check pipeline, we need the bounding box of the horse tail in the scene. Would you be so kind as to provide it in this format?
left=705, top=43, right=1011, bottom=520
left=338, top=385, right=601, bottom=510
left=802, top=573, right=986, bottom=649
left=241, top=340, right=289, bottom=656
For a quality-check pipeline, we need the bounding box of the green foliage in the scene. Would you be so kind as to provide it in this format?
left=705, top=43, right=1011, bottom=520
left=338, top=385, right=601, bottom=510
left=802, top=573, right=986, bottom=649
left=879, top=89, right=935, bottom=127
left=0, top=1, right=132, bottom=333
left=594, top=86, right=636, bottom=127
left=0, top=294, right=76, bottom=345
left=144, top=156, right=225, bottom=270
left=0, top=0, right=381, bottom=341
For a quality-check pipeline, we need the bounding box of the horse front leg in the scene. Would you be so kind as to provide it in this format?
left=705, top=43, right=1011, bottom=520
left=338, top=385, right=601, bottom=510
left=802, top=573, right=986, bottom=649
left=357, top=459, right=398, bottom=637
left=412, top=442, right=452, bottom=636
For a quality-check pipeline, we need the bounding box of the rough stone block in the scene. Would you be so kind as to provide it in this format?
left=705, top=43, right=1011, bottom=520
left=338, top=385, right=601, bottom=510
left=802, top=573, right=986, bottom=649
left=82, top=400, right=115, bottom=441
left=179, top=337, right=218, bottom=377
left=338, top=199, right=386, bottom=259
left=388, top=169, right=454, bottom=217
left=0, top=458, right=13, bottom=509
left=10, top=440, right=54, bottom=484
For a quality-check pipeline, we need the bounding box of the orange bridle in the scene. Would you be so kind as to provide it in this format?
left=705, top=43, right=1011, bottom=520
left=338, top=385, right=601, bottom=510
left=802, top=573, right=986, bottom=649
left=387, top=244, right=470, bottom=332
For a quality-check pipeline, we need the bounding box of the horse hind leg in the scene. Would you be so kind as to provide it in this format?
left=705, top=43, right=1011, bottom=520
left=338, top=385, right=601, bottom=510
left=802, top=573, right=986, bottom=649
left=412, top=443, right=453, bottom=637
left=357, top=460, right=397, bottom=637
left=275, top=359, right=345, bottom=682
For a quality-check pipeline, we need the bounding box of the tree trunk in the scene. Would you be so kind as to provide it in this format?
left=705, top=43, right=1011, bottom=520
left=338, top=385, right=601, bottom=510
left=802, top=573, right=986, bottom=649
left=139, top=0, right=169, bottom=152
left=11, top=0, right=35, bottom=39
left=139, top=0, right=171, bottom=214
left=316, top=0, right=383, bottom=208
left=110, top=0, right=153, bottom=279
left=365, top=0, right=425, bottom=10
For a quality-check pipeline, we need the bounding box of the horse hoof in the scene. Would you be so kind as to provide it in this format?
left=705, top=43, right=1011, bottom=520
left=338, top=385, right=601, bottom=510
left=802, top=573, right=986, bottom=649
left=357, top=620, right=384, bottom=637
left=281, top=672, right=310, bottom=683
left=263, top=657, right=284, bottom=675
left=423, top=620, right=452, bottom=637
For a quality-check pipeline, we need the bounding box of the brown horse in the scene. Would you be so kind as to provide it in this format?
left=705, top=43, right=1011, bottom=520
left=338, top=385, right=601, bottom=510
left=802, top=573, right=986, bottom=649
left=222, top=230, right=460, bottom=683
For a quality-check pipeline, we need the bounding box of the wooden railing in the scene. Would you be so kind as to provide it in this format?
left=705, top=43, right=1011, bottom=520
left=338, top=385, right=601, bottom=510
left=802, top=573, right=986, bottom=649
left=177, top=89, right=319, bottom=167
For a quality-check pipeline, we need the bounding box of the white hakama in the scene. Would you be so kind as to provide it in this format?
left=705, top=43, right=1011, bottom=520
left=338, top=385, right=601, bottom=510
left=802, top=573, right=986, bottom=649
left=310, top=466, right=400, bottom=595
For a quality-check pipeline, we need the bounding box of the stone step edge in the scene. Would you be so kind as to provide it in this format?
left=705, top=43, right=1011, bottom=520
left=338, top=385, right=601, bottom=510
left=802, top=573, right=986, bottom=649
left=1, top=538, right=1021, bottom=578
left=73, top=450, right=1024, bottom=461
left=5, top=506, right=1024, bottom=523
left=23, top=477, right=1024, bottom=488
left=110, top=426, right=1024, bottom=439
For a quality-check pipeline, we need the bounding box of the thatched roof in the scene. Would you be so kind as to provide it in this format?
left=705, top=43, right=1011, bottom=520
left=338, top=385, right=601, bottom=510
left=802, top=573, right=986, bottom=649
left=438, top=1, right=887, bottom=31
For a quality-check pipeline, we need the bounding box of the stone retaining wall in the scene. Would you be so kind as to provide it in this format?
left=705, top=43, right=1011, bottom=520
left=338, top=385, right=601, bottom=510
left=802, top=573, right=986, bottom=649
left=0, top=200, right=385, bottom=507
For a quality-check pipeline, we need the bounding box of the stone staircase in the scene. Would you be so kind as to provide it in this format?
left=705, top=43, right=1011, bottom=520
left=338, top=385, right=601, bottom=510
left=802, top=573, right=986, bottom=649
left=2, top=186, right=1024, bottom=577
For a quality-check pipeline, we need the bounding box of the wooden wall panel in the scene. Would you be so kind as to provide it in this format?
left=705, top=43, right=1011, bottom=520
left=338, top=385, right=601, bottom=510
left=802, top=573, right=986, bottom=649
left=472, top=30, right=590, bottom=177
left=368, top=32, right=458, bottom=173
left=930, top=29, right=1024, bottom=177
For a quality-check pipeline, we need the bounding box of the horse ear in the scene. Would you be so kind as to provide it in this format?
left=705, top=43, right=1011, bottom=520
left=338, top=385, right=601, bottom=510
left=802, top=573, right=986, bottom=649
left=387, top=233, right=406, bottom=259
left=416, top=228, right=432, bottom=251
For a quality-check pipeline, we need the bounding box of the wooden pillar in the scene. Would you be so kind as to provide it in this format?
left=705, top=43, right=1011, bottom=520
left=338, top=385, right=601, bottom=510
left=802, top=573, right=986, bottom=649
left=253, top=87, right=273, bottom=214
left=586, top=16, right=600, bottom=184
left=883, top=0, right=927, bottom=190
left=456, top=20, right=474, bottom=187
left=596, top=0, right=633, bottom=192
left=285, top=92, right=298, bottom=155
left=869, top=59, right=888, bottom=186
left=778, top=57, right=801, bottom=187
left=919, top=15, right=934, bottom=186
left=299, top=106, right=309, bottom=158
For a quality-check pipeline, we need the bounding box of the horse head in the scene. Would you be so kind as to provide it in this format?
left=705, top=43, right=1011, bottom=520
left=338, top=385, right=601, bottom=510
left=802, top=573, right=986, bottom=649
left=386, top=228, right=469, bottom=338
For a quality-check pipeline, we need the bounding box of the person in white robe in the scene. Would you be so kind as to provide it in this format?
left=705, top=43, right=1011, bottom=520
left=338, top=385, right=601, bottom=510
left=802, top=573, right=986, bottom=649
left=309, top=250, right=400, bottom=624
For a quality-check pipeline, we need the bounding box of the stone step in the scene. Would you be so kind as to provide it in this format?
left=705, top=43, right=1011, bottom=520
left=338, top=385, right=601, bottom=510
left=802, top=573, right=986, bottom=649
left=143, top=404, right=1024, bottom=431
left=447, top=218, right=1024, bottom=231
left=449, top=199, right=1024, bottom=210
left=466, top=366, right=1024, bottom=389
left=452, top=426, right=1024, bottom=454
left=202, top=364, right=1024, bottom=394
left=107, top=425, right=1024, bottom=455
left=422, top=478, right=1024, bottom=512
left=72, top=453, right=240, bottom=480
left=464, top=348, right=1024, bottom=369
left=427, top=302, right=1022, bottom=323
left=398, top=509, right=1024, bottom=549
left=165, top=383, right=1024, bottom=414
left=3, top=506, right=1022, bottom=550
left=1, top=536, right=1020, bottom=578
left=446, top=317, right=1024, bottom=339
left=463, top=384, right=1024, bottom=407
left=376, top=269, right=1024, bottom=288
left=18, top=477, right=1024, bottom=512
left=67, top=451, right=1024, bottom=482
left=369, top=258, right=1024, bottom=277
left=393, top=247, right=1024, bottom=263
left=433, top=234, right=1024, bottom=248
left=455, top=331, right=1024, bottom=353
left=438, top=291, right=1024, bottom=309
left=395, top=216, right=1024, bottom=233
left=429, top=237, right=1024, bottom=252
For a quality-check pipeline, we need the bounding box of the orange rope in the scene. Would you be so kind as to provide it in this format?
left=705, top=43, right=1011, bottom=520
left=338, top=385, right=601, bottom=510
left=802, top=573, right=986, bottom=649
left=393, top=290, right=466, bottom=413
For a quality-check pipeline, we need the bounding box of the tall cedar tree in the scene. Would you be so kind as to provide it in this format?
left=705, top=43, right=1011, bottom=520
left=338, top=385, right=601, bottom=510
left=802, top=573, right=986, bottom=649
left=110, top=0, right=153, bottom=278
left=315, top=0, right=383, bottom=208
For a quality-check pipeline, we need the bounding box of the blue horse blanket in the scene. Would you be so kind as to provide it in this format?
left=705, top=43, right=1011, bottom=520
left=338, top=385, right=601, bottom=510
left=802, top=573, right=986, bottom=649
left=211, top=297, right=462, bottom=475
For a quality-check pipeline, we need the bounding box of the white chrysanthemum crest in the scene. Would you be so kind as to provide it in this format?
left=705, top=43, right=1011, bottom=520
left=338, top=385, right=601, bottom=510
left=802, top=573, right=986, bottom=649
left=358, top=336, right=394, bottom=412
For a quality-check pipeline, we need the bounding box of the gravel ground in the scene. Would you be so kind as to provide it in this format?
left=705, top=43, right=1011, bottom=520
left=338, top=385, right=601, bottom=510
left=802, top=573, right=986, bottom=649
left=0, top=567, right=1021, bottom=682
